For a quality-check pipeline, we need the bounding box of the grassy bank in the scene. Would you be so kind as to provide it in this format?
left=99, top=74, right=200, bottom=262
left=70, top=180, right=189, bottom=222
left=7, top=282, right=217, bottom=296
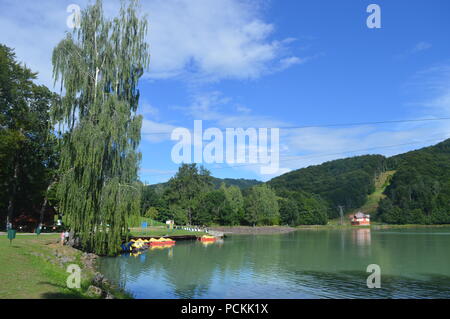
left=0, top=234, right=130, bottom=299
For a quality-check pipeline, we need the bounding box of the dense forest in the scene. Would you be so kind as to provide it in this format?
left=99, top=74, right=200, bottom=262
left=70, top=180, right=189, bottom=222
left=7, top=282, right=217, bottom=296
left=377, top=139, right=450, bottom=224
left=140, top=164, right=280, bottom=226
left=268, top=155, right=388, bottom=218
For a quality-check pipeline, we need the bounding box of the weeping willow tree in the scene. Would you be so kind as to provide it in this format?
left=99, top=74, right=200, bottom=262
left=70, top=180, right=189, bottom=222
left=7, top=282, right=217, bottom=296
left=51, top=0, right=150, bottom=255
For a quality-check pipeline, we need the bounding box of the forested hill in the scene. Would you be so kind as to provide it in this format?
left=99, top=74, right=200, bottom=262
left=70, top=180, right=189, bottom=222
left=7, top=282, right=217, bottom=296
left=268, top=155, right=388, bottom=217
left=139, top=140, right=450, bottom=227
left=268, top=139, right=450, bottom=224
left=149, top=177, right=261, bottom=190
left=211, top=177, right=262, bottom=189
left=378, top=138, right=450, bottom=224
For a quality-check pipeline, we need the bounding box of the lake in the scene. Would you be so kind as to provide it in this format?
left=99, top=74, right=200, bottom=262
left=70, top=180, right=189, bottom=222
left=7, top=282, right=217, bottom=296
left=99, top=227, right=450, bottom=299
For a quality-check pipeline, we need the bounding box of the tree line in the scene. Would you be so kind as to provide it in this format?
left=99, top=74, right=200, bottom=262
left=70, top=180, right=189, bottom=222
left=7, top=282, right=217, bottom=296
left=140, top=163, right=328, bottom=227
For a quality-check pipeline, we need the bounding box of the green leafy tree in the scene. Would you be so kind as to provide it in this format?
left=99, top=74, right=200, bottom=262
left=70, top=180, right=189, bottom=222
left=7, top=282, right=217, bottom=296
left=221, top=184, right=244, bottom=225
left=164, top=163, right=213, bottom=225
left=194, top=190, right=226, bottom=225
left=144, top=207, right=159, bottom=220
left=141, top=183, right=166, bottom=215
left=0, top=44, right=58, bottom=228
left=169, top=205, right=189, bottom=225
left=244, top=184, right=279, bottom=226
left=278, top=190, right=328, bottom=226
left=51, top=0, right=150, bottom=255
left=279, top=197, right=299, bottom=226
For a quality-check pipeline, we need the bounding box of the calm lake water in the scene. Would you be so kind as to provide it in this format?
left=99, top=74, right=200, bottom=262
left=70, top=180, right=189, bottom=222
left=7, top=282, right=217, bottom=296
left=99, top=227, right=450, bottom=299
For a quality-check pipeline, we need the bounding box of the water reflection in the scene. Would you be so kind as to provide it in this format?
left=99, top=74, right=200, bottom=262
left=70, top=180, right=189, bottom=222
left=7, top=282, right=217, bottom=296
left=99, top=228, right=450, bottom=299
left=352, top=228, right=371, bottom=247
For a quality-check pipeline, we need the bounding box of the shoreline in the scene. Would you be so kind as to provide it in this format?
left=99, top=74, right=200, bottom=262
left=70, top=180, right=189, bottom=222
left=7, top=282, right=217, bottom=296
left=209, top=223, right=450, bottom=235
left=209, top=226, right=297, bottom=235
left=295, top=223, right=450, bottom=230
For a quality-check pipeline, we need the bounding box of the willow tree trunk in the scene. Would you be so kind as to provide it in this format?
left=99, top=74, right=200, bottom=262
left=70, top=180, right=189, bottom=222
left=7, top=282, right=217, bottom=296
left=51, top=0, right=149, bottom=255
left=39, top=180, right=56, bottom=225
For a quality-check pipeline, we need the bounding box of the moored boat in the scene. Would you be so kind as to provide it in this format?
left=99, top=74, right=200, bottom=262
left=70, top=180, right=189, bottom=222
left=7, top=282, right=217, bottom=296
left=199, top=235, right=217, bottom=242
left=149, top=237, right=176, bottom=246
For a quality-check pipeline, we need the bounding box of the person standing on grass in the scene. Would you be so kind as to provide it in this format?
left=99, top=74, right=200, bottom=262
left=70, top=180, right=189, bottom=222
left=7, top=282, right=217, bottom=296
left=60, top=231, right=65, bottom=246
left=64, top=230, right=70, bottom=245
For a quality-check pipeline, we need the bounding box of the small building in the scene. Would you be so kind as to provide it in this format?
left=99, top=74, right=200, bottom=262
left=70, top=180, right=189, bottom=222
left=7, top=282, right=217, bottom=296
left=166, top=220, right=174, bottom=230
left=350, top=212, right=370, bottom=226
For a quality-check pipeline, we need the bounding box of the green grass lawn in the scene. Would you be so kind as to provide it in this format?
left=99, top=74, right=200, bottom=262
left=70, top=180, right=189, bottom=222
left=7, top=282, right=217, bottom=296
left=127, top=216, right=166, bottom=228
left=0, top=234, right=88, bottom=299
left=0, top=234, right=132, bottom=299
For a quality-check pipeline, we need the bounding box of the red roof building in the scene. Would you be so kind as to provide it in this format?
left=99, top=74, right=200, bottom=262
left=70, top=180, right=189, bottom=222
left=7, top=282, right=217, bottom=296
left=350, top=212, right=370, bottom=226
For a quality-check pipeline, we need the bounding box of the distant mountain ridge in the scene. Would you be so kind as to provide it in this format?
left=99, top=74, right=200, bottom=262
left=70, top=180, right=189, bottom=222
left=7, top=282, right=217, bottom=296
left=149, top=177, right=262, bottom=190
left=268, top=138, right=450, bottom=224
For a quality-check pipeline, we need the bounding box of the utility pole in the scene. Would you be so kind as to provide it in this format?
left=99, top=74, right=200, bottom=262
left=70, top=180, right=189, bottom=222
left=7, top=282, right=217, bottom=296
left=338, top=205, right=345, bottom=225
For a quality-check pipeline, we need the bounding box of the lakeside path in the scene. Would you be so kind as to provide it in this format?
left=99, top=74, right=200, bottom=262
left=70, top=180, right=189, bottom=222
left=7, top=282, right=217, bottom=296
left=209, top=226, right=297, bottom=235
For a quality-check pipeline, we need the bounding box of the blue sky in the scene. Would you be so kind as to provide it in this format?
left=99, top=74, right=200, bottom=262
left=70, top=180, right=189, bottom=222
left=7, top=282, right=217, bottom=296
left=1, top=0, right=450, bottom=183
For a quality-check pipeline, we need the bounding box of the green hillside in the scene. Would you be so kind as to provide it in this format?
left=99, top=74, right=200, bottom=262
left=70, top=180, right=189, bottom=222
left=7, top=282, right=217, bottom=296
left=268, top=155, right=388, bottom=218
left=269, top=139, right=450, bottom=225
left=377, top=139, right=450, bottom=224
left=352, top=170, right=396, bottom=216
left=211, top=177, right=262, bottom=189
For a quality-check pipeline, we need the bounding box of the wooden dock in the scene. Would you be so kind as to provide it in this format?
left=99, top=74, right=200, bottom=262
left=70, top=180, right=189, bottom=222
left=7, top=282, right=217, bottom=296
left=129, top=235, right=199, bottom=241
left=206, top=230, right=225, bottom=238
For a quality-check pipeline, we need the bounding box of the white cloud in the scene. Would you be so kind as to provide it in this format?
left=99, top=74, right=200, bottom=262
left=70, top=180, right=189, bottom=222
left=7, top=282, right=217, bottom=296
left=174, top=91, right=231, bottom=121
left=144, top=0, right=302, bottom=81
left=141, top=118, right=177, bottom=143
left=278, top=57, right=304, bottom=70
left=411, top=41, right=432, bottom=53
left=139, top=100, right=160, bottom=119
left=0, top=0, right=304, bottom=87
left=174, top=91, right=291, bottom=129
left=395, top=41, right=433, bottom=59
left=0, top=0, right=70, bottom=88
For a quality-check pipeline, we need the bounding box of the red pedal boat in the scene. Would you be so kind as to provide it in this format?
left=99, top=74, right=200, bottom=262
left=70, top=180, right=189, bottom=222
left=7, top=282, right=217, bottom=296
left=199, top=235, right=217, bottom=242
left=149, top=238, right=176, bottom=246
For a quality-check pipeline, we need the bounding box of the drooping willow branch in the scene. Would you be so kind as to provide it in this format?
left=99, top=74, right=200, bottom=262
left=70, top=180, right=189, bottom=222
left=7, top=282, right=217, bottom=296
left=51, top=0, right=149, bottom=255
